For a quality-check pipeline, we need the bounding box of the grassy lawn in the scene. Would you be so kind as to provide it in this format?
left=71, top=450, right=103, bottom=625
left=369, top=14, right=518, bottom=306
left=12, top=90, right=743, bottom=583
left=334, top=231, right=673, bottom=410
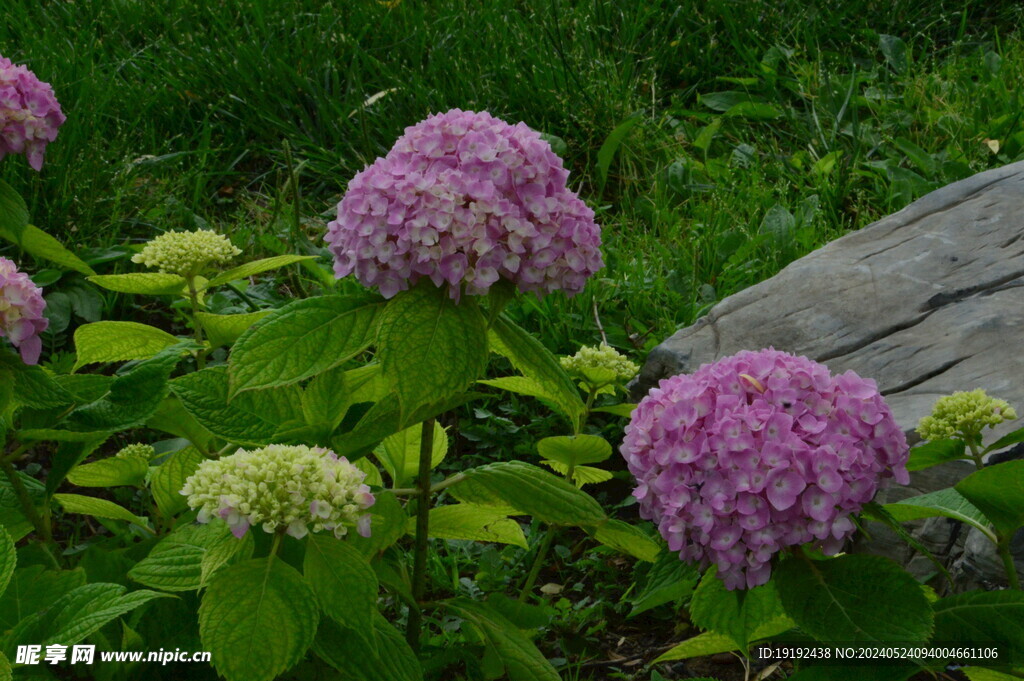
left=2, top=0, right=1022, bottom=355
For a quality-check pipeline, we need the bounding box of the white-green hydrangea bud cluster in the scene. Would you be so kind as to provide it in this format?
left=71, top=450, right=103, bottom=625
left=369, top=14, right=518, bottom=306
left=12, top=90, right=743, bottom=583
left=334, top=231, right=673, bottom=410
left=560, top=343, right=639, bottom=386
left=180, top=444, right=375, bottom=540
left=917, top=389, right=1018, bottom=442
left=131, top=229, right=241, bottom=277
left=116, top=443, right=155, bottom=460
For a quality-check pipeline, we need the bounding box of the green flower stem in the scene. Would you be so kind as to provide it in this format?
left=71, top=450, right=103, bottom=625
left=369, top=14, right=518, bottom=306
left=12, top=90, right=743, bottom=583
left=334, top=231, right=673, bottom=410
left=406, top=417, right=436, bottom=651
left=966, top=439, right=1020, bottom=588
left=0, top=458, right=54, bottom=547
left=186, top=277, right=207, bottom=370
left=391, top=472, right=465, bottom=497
left=0, top=441, right=30, bottom=464
left=518, top=526, right=556, bottom=602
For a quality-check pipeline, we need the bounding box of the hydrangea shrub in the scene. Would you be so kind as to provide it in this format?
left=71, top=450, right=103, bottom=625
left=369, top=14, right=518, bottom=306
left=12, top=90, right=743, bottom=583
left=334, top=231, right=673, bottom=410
left=621, top=348, right=910, bottom=589
left=0, top=54, right=65, bottom=171
left=325, top=109, right=603, bottom=299
left=0, top=255, right=48, bottom=364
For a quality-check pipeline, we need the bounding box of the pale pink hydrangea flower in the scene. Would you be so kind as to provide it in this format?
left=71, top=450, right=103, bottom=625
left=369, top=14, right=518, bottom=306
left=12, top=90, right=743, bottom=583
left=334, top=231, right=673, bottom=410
left=0, top=256, right=48, bottom=364
left=0, top=54, right=65, bottom=171
left=621, top=349, right=909, bottom=590
left=325, top=109, right=603, bottom=300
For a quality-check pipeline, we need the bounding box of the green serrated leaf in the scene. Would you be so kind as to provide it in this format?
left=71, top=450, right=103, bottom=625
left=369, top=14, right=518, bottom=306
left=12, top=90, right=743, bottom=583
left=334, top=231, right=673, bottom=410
left=229, top=295, right=381, bottom=396
left=588, top=519, right=659, bottom=561
left=0, top=566, right=86, bottom=631
left=194, top=310, right=272, bottom=348
left=690, top=568, right=793, bottom=651
left=539, top=460, right=613, bottom=487
left=146, top=395, right=216, bottom=452
left=0, top=471, right=45, bottom=541
left=0, top=525, right=14, bottom=597
left=150, top=446, right=205, bottom=517
left=53, top=494, right=151, bottom=530
left=303, top=535, right=378, bottom=637
left=0, top=223, right=95, bottom=276
left=630, top=550, right=700, bottom=617
left=66, top=456, right=148, bottom=488
left=536, top=434, right=611, bottom=467
left=129, top=522, right=236, bottom=592
left=932, top=590, right=1024, bottom=665
left=414, top=504, right=528, bottom=548
left=885, top=487, right=996, bottom=541
left=205, top=255, right=317, bottom=288
left=907, top=439, right=967, bottom=471
left=314, top=614, right=422, bottom=681
left=0, top=179, right=28, bottom=242
left=200, top=529, right=254, bottom=588
left=0, top=650, right=9, bottom=681
left=0, top=351, right=73, bottom=409
left=199, top=558, right=319, bottom=681
left=72, top=321, right=179, bottom=370
left=984, top=427, right=1024, bottom=455
left=451, top=460, right=606, bottom=527
left=46, top=435, right=110, bottom=496
left=774, top=554, right=933, bottom=643
left=590, top=403, right=637, bottom=418
left=347, top=491, right=407, bottom=557
left=377, top=283, right=488, bottom=420
left=956, top=460, right=1024, bottom=537
left=653, top=630, right=742, bottom=662
left=301, top=365, right=350, bottom=432
left=374, top=421, right=448, bottom=487
left=88, top=272, right=186, bottom=295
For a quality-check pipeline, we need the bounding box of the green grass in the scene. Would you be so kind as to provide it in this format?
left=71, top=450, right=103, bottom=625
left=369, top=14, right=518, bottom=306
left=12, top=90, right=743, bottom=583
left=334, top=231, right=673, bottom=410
left=2, top=0, right=1023, bottom=356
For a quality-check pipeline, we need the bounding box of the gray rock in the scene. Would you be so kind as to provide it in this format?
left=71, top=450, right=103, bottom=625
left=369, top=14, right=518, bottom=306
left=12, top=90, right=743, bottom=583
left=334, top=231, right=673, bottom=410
left=632, top=161, right=1024, bottom=586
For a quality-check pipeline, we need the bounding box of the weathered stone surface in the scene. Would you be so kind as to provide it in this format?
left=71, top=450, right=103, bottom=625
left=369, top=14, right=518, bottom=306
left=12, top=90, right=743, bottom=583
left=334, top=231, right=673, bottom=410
left=632, top=161, right=1024, bottom=585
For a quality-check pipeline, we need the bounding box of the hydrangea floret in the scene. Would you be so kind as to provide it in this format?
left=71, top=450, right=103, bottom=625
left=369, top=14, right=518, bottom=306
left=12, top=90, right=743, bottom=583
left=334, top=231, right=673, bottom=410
left=0, top=256, right=48, bottom=364
left=0, top=54, right=65, bottom=171
left=180, top=444, right=375, bottom=540
left=621, top=348, right=910, bottom=590
left=560, top=343, right=639, bottom=387
left=325, top=109, right=603, bottom=300
left=131, top=229, right=241, bottom=277
left=917, top=389, right=1017, bottom=443
left=116, top=443, right=155, bottom=460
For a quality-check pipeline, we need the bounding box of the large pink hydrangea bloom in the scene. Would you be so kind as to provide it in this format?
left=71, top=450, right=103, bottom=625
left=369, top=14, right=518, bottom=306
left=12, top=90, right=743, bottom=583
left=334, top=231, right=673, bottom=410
left=0, top=55, right=65, bottom=171
left=0, top=256, right=48, bottom=364
left=325, top=109, right=603, bottom=300
left=621, top=349, right=909, bottom=590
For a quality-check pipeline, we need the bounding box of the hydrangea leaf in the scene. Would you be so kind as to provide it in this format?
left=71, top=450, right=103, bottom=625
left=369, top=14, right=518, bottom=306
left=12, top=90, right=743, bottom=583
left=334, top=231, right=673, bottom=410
left=0, top=471, right=45, bottom=542
left=410, top=503, right=528, bottom=548
left=66, top=456, right=148, bottom=488
left=347, top=491, right=408, bottom=557
left=588, top=519, right=659, bottom=561
left=314, top=614, right=422, bottom=681
left=629, top=549, right=701, bottom=617
left=199, top=529, right=254, bottom=588
left=72, top=321, right=179, bottom=370
left=983, top=426, right=1024, bottom=455
left=301, top=365, right=350, bottom=432
left=653, top=630, right=743, bottom=662
left=487, top=316, right=585, bottom=427
left=88, top=272, right=187, bottom=295
left=195, top=310, right=272, bottom=349
left=0, top=350, right=73, bottom=409
left=955, top=460, right=1024, bottom=537
left=150, top=446, right=205, bottom=517
left=450, top=460, right=606, bottom=527
left=377, top=283, right=488, bottom=420
left=129, top=521, right=239, bottom=592
left=172, top=366, right=304, bottom=446
left=774, top=554, right=934, bottom=643
left=146, top=395, right=216, bottom=452
left=690, top=568, right=793, bottom=651
left=45, top=435, right=110, bottom=496
left=536, top=434, right=611, bottom=467
left=906, top=439, right=968, bottom=471
left=205, top=255, right=317, bottom=288
left=0, top=566, right=87, bottom=631
left=443, top=598, right=561, bottom=681
left=2, top=224, right=95, bottom=276
left=199, top=557, right=319, bottom=681
left=303, top=535, right=379, bottom=639
left=590, top=403, right=637, bottom=418
left=374, top=421, right=448, bottom=487
left=539, top=460, right=613, bottom=487
left=0, top=524, right=14, bottom=597
left=53, top=494, right=152, bottom=530
left=0, top=650, right=9, bottom=681
left=0, top=179, right=28, bottom=242
left=884, top=488, right=995, bottom=541
left=962, top=668, right=1024, bottom=681
left=932, top=591, right=1024, bottom=666
left=228, top=295, right=381, bottom=397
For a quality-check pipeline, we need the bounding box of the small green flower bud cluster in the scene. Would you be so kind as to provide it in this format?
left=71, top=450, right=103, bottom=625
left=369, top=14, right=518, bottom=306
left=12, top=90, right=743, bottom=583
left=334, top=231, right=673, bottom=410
left=116, top=443, right=155, bottom=460
left=131, top=229, right=241, bottom=277
left=560, top=343, right=639, bottom=386
left=180, top=444, right=375, bottom=540
left=917, top=389, right=1018, bottom=442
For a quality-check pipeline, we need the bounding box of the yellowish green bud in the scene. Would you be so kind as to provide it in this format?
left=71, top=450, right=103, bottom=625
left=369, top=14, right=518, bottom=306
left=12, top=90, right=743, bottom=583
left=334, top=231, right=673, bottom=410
left=131, top=229, right=241, bottom=277
left=116, top=443, right=155, bottom=460
left=560, top=343, right=639, bottom=386
left=917, top=389, right=1017, bottom=442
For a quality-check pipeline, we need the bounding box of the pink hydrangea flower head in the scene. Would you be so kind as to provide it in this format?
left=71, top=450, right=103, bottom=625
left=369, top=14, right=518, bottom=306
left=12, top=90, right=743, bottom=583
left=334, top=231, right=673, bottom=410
left=325, top=109, right=603, bottom=300
left=621, top=348, right=909, bottom=590
left=0, top=256, right=48, bottom=364
left=0, top=54, right=65, bottom=171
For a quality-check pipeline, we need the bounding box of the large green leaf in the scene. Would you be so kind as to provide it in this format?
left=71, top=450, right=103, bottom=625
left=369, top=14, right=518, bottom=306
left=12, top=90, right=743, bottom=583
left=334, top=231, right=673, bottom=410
left=88, top=272, right=186, bottom=295
left=374, top=421, right=448, bottom=487
left=487, top=316, right=585, bottom=427
left=774, top=554, right=934, bottom=643
left=0, top=471, right=45, bottom=541
left=0, top=179, right=28, bottom=242
left=171, top=366, right=304, bottom=445
left=956, top=460, right=1024, bottom=537
left=0, top=566, right=86, bottom=631
left=450, top=461, right=606, bottom=527
left=588, top=519, right=659, bottom=561
left=444, top=598, right=561, bottom=681
left=653, top=631, right=744, bottom=662
left=45, top=434, right=110, bottom=496
left=0, top=525, right=13, bottom=597
left=196, top=311, right=273, bottom=348
left=885, top=487, right=996, bottom=541
left=0, top=351, right=73, bottom=409
left=199, top=557, right=319, bottom=681
left=53, top=494, right=151, bottom=530
left=1, top=224, right=95, bottom=276
left=66, top=456, right=148, bottom=488
left=539, top=459, right=613, bottom=487
left=314, top=614, right=422, bottom=681
left=907, top=439, right=967, bottom=471
left=303, top=535, right=379, bottom=636
left=377, top=283, right=488, bottom=419
left=414, top=503, right=528, bottom=548
left=536, top=435, right=611, bottom=467
left=146, top=395, right=217, bottom=452
left=690, top=569, right=793, bottom=651
left=229, top=295, right=381, bottom=396
left=301, top=365, right=350, bottom=432
left=347, top=491, right=408, bottom=557
left=932, top=590, right=1024, bottom=662
left=129, top=522, right=240, bottom=592
left=984, top=426, right=1024, bottom=455
left=72, top=321, right=179, bottom=370
left=629, top=550, right=700, bottom=617
left=205, top=255, right=317, bottom=288
left=150, top=446, right=205, bottom=517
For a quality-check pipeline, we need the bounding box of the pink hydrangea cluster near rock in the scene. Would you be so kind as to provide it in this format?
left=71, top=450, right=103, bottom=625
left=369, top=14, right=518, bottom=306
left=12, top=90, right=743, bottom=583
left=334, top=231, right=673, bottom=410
left=0, top=256, right=48, bottom=364
left=325, top=109, right=603, bottom=300
left=0, top=54, right=65, bottom=171
left=621, top=348, right=910, bottom=590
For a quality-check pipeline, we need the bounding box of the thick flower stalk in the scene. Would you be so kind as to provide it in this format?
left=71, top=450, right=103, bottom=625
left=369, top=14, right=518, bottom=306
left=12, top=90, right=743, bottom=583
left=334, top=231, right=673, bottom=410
left=0, top=256, right=48, bottom=364
left=561, top=343, right=639, bottom=386
left=180, top=444, right=375, bottom=540
left=325, top=109, right=603, bottom=300
left=131, top=229, right=241, bottom=277
left=621, top=349, right=909, bottom=590
left=0, top=54, right=65, bottom=171
left=917, top=389, right=1017, bottom=443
